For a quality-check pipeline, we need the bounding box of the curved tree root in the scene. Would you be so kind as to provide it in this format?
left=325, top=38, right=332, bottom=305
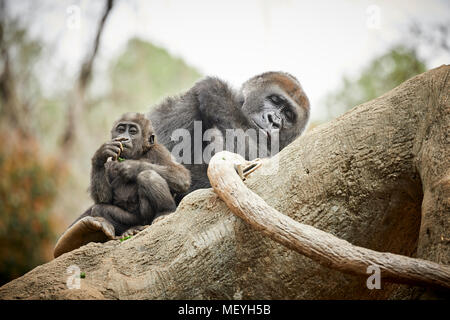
left=207, top=151, right=450, bottom=290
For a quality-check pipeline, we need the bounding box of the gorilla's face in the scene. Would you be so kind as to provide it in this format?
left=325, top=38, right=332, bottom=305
left=241, top=87, right=308, bottom=149
left=111, top=121, right=145, bottom=159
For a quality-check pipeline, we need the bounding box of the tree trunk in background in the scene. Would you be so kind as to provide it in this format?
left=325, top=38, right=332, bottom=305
left=0, top=0, right=30, bottom=135
left=61, top=0, right=114, bottom=153
left=0, top=66, right=448, bottom=300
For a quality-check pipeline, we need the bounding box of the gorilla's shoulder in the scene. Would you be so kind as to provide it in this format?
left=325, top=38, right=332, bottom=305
left=193, top=76, right=236, bottom=108
left=193, top=76, right=232, bottom=95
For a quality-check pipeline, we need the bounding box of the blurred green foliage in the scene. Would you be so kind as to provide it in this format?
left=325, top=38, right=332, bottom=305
left=86, top=37, right=202, bottom=142
left=0, top=130, right=64, bottom=286
left=109, top=38, right=201, bottom=111
left=324, top=45, right=427, bottom=118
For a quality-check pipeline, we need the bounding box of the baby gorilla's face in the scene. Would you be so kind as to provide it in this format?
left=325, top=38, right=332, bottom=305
left=112, top=121, right=144, bottom=159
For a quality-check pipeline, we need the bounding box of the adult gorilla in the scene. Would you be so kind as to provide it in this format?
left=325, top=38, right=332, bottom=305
left=148, top=71, right=310, bottom=201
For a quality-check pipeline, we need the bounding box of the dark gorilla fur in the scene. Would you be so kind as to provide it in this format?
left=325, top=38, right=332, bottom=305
left=70, top=112, right=191, bottom=236
left=148, top=71, right=310, bottom=201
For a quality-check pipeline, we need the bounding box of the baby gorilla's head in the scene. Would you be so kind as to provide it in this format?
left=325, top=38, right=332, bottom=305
left=111, top=112, right=156, bottom=159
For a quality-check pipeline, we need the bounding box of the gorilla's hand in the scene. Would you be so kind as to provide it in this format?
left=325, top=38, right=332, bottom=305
left=92, top=139, right=124, bottom=166
left=116, top=160, right=151, bottom=182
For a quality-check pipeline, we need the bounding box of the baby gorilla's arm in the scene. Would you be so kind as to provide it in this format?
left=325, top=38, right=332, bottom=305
left=109, top=160, right=153, bottom=182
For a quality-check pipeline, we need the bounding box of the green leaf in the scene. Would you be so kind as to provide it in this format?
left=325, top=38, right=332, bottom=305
left=120, top=235, right=132, bottom=242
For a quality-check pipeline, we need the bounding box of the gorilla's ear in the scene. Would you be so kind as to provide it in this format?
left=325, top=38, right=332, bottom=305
left=149, top=134, right=156, bottom=145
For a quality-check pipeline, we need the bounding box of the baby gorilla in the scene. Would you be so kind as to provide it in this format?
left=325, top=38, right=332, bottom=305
left=75, top=112, right=190, bottom=237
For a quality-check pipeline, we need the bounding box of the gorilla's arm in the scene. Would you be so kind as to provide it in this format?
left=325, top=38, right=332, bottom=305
left=143, top=163, right=190, bottom=194
left=90, top=140, right=123, bottom=203
left=193, top=77, right=247, bottom=131
left=147, top=144, right=191, bottom=194
left=105, top=160, right=150, bottom=182
left=111, top=145, right=191, bottom=194
left=90, top=164, right=112, bottom=203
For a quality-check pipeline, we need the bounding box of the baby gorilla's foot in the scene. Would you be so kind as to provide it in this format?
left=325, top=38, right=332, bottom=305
left=83, top=216, right=116, bottom=239
left=53, top=216, right=116, bottom=258
left=121, top=225, right=148, bottom=237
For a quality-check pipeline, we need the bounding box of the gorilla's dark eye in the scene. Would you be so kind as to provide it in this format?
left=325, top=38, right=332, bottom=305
left=117, top=125, right=125, bottom=133
left=284, top=109, right=295, bottom=121
left=269, top=95, right=280, bottom=104
left=269, top=94, right=286, bottom=106
left=129, top=127, right=138, bottom=135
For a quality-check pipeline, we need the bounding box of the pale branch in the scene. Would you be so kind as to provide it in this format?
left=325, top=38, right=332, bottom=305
left=207, top=151, right=450, bottom=289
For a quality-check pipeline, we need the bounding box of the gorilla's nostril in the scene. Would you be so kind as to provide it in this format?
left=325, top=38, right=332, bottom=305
left=267, top=113, right=281, bottom=129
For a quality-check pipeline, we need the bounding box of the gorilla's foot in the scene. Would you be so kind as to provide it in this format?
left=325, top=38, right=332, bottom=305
left=53, top=216, right=115, bottom=258
left=121, top=225, right=149, bottom=238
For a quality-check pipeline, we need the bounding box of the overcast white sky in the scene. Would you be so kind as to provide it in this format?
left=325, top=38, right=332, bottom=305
left=12, top=0, right=450, bottom=121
